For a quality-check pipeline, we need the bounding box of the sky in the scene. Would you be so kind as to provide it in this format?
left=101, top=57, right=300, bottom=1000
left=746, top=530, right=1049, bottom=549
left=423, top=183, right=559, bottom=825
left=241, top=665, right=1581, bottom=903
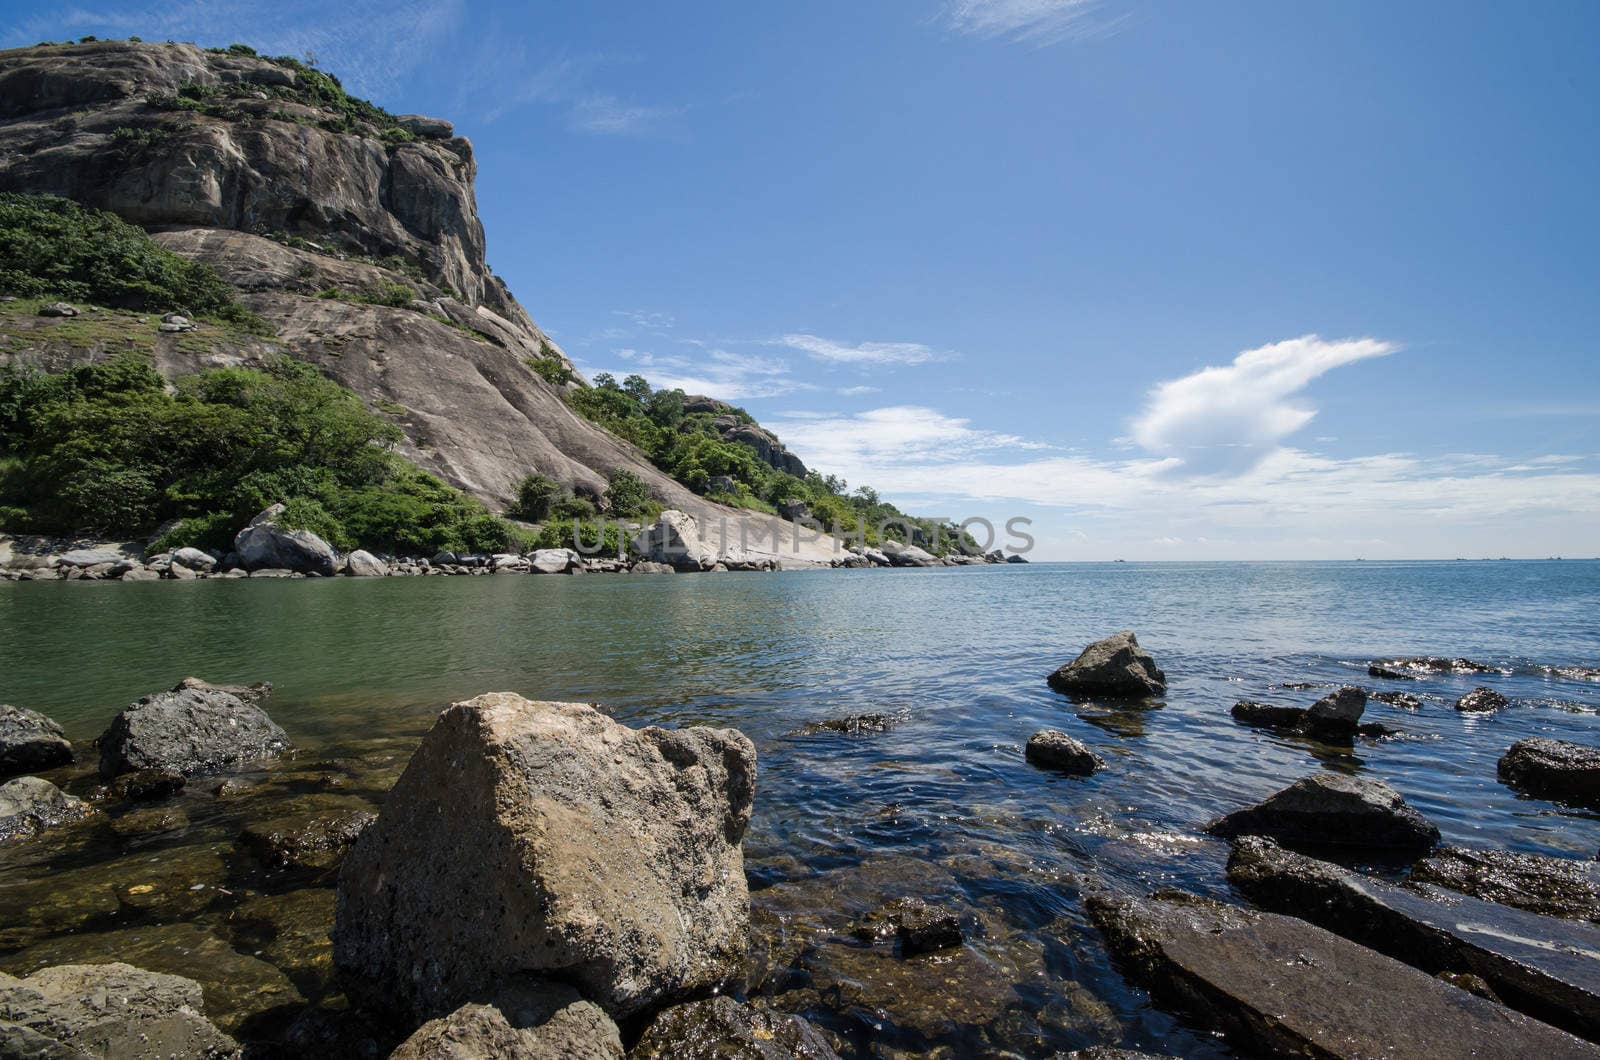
left=6, top=0, right=1599, bottom=560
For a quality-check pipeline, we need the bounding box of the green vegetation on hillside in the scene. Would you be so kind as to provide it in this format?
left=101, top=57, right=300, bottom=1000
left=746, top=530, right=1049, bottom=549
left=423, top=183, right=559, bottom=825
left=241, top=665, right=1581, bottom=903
left=0, top=354, right=526, bottom=555
left=0, top=193, right=265, bottom=330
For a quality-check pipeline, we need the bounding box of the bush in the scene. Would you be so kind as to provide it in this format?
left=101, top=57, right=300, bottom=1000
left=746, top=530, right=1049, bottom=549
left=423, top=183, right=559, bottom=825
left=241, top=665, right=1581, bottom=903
left=604, top=468, right=651, bottom=517
left=508, top=472, right=563, bottom=521
left=534, top=518, right=630, bottom=557
left=527, top=356, right=573, bottom=386
left=149, top=510, right=236, bottom=553
left=359, top=282, right=414, bottom=308
left=550, top=494, right=596, bottom=519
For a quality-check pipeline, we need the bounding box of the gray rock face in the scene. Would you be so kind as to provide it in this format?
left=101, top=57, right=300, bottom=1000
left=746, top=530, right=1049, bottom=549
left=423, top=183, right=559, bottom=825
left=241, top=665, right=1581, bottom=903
left=335, top=693, right=755, bottom=1020
left=1500, top=738, right=1600, bottom=809
left=1456, top=686, right=1510, bottom=712
left=1047, top=631, right=1167, bottom=698
left=388, top=981, right=621, bottom=1060
left=1024, top=730, right=1104, bottom=775
left=97, top=682, right=291, bottom=778
left=529, top=548, right=581, bottom=574
left=1087, top=889, right=1600, bottom=1060
left=394, top=113, right=455, bottom=140
left=1411, top=846, right=1600, bottom=923
left=1227, top=835, right=1600, bottom=1042
left=169, top=547, right=216, bottom=571
left=0, top=704, right=73, bottom=777
left=1206, top=771, right=1440, bottom=855
left=718, top=423, right=807, bottom=478
left=343, top=549, right=388, bottom=577
left=233, top=505, right=337, bottom=576
left=881, top=541, right=938, bottom=567
left=632, top=510, right=718, bottom=571
left=0, top=776, right=90, bottom=845
left=0, top=961, right=240, bottom=1059
left=56, top=547, right=124, bottom=568
left=632, top=996, right=840, bottom=1060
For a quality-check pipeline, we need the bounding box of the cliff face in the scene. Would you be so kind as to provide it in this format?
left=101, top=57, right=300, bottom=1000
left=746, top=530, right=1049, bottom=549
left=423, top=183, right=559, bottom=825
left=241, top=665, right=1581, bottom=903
left=0, top=40, right=838, bottom=564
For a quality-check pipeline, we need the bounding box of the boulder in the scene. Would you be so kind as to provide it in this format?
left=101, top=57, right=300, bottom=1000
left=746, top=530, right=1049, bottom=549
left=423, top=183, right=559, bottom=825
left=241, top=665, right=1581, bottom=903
left=97, top=681, right=291, bottom=778
left=344, top=549, right=388, bottom=577
left=1227, top=835, right=1600, bottom=1042
left=120, top=566, right=160, bottom=581
left=168, top=561, right=197, bottom=580
left=881, top=540, right=937, bottom=567
left=1206, top=772, right=1439, bottom=855
left=529, top=548, right=581, bottom=574
left=38, top=301, right=78, bottom=317
left=632, top=996, right=840, bottom=1060
left=394, top=113, right=454, bottom=139
left=389, top=983, right=622, bottom=1059
left=172, top=549, right=216, bottom=575
left=1411, top=846, right=1600, bottom=923
left=0, top=962, right=240, bottom=1058
left=777, top=498, right=811, bottom=522
left=1004, top=553, right=1029, bottom=563
left=0, top=776, right=90, bottom=845
left=851, top=897, right=964, bottom=956
left=0, top=704, right=74, bottom=777
left=56, top=547, right=124, bottom=568
left=628, top=560, right=675, bottom=574
left=242, top=806, right=374, bottom=872
left=1500, top=738, right=1600, bottom=809
left=848, top=545, right=890, bottom=567
left=1373, top=656, right=1502, bottom=674
left=233, top=504, right=338, bottom=576
left=171, top=676, right=273, bottom=705
left=1456, top=686, right=1510, bottom=712
left=1047, top=631, right=1166, bottom=698
left=1305, top=685, right=1366, bottom=736
left=1087, top=889, right=1600, bottom=1060
left=1024, top=730, right=1104, bottom=775
left=1368, top=664, right=1417, bottom=680
left=682, top=394, right=734, bottom=415
left=632, top=510, right=718, bottom=571
left=335, top=694, right=755, bottom=1020
left=1229, top=699, right=1308, bottom=730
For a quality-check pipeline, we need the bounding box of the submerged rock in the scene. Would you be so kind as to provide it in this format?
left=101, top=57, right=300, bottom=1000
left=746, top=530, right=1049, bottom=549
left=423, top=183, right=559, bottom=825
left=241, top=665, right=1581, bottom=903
left=1368, top=664, right=1417, bottom=680
left=1410, top=846, right=1600, bottom=923
left=1025, top=730, right=1105, bottom=775
left=0, top=961, right=240, bottom=1059
left=0, top=776, right=90, bottom=845
left=1206, top=771, right=1440, bottom=855
left=0, top=703, right=73, bottom=777
left=1230, top=699, right=1308, bottom=730
left=1373, top=689, right=1425, bottom=710
left=1047, top=631, right=1166, bottom=699
left=797, top=713, right=896, bottom=736
left=172, top=677, right=273, bottom=706
left=242, top=805, right=374, bottom=872
left=1456, top=686, right=1510, bottom=712
left=1375, top=655, right=1503, bottom=674
left=108, top=768, right=186, bottom=802
left=632, top=996, right=839, bottom=1060
left=1500, top=738, right=1600, bottom=809
left=1087, top=889, right=1600, bottom=1059
left=335, top=693, right=755, bottom=1020
left=389, top=981, right=622, bottom=1060
left=1233, top=687, right=1370, bottom=741
left=233, top=503, right=338, bottom=576
left=1305, top=686, right=1366, bottom=736
left=1227, top=835, right=1600, bottom=1042
left=851, top=897, right=964, bottom=956
left=97, top=681, right=290, bottom=778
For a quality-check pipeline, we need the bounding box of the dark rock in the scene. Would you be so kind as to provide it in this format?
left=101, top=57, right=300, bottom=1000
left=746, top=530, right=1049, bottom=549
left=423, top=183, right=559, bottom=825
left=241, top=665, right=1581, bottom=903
left=1373, top=689, right=1425, bottom=710
left=1374, top=656, right=1503, bottom=674
left=777, top=498, right=811, bottom=522
left=394, top=113, right=454, bottom=139
left=1456, top=686, right=1510, bottom=712
left=1411, top=847, right=1600, bottom=923
left=1277, top=680, right=1320, bottom=690
left=798, top=713, right=896, bottom=736
left=1305, top=685, right=1366, bottom=736
left=335, top=693, right=754, bottom=1021
left=389, top=980, right=622, bottom=1060
left=233, top=503, right=338, bottom=575
left=171, top=676, right=272, bottom=705
left=1369, top=664, right=1417, bottom=680
left=0, top=776, right=90, bottom=845
left=97, top=682, right=290, bottom=778
left=0, top=704, right=73, bottom=777
left=1230, top=699, right=1308, bottom=730
left=719, top=422, right=807, bottom=478
left=1047, top=631, right=1166, bottom=699
left=852, top=897, right=965, bottom=955
left=1087, top=889, right=1600, bottom=1059
left=1005, top=553, right=1028, bottom=563
left=1500, top=738, right=1600, bottom=809
left=0, top=962, right=240, bottom=1058
left=1227, top=835, right=1600, bottom=1042
left=633, top=996, right=840, bottom=1059
left=682, top=394, right=734, bottom=415
left=1440, top=970, right=1503, bottom=1002
left=1025, top=730, right=1104, bottom=775
left=1206, top=771, right=1440, bottom=855
left=108, top=768, right=185, bottom=802
left=241, top=806, right=374, bottom=872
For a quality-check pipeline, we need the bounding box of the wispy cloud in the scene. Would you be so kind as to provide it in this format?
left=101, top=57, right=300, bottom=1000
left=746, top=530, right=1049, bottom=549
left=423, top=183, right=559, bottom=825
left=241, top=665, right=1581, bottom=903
left=599, top=346, right=807, bottom=401
left=779, top=333, right=949, bottom=367
left=1131, top=334, right=1396, bottom=474
left=838, top=385, right=881, bottom=396
left=467, top=48, right=680, bottom=134
left=939, top=0, right=1125, bottom=45
left=570, top=94, right=683, bottom=135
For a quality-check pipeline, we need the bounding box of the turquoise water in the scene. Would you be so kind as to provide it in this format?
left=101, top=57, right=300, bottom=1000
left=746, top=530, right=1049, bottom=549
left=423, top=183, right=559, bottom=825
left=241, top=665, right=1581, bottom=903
left=2, top=560, right=1598, bottom=1054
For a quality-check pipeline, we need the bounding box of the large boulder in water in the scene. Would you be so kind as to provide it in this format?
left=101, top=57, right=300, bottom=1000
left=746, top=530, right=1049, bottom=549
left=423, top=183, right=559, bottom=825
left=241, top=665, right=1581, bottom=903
left=1305, top=686, right=1366, bottom=737
left=0, top=961, right=240, bottom=1058
left=233, top=503, right=338, bottom=576
left=1499, top=737, right=1600, bottom=809
left=343, top=549, right=388, bottom=577
left=0, top=704, right=73, bottom=777
left=1206, top=772, right=1439, bottom=855
left=0, top=776, right=90, bottom=845
left=97, top=680, right=291, bottom=778
left=1047, top=631, right=1166, bottom=698
left=334, top=693, right=756, bottom=1020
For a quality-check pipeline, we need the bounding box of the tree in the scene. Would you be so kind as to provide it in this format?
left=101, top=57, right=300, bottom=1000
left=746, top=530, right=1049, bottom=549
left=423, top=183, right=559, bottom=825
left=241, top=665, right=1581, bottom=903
left=604, top=467, right=651, bottom=517
left=621, top=374, right=652, bottom=401
left=593, top=372, right=618, bottom=390
left=508, top=472, right=564, bottom=521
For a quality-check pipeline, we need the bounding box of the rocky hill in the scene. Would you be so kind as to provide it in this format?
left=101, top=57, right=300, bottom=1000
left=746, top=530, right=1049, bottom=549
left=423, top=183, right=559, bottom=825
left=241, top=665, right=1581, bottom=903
left=0, top=38, right=857, bottom=564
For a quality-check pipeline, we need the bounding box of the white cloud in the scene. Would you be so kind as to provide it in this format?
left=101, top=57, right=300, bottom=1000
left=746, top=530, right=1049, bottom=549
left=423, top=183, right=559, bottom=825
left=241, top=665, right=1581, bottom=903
left=569, top=94, right=683, bottom=135
left=780, top=333, right=946, bottom=367
left=838, top=385, right=881, bottom=396
left=592, top=347, right=806, bottom=401
left=940, top=0, right=1123, bottom=45
left=1131, top=334, right=1395, bottom=474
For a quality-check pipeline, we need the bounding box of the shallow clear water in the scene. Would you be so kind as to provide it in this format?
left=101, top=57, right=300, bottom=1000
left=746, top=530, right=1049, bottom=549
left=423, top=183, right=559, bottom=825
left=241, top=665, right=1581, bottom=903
left=2, top=560, right=1598, bottom=1055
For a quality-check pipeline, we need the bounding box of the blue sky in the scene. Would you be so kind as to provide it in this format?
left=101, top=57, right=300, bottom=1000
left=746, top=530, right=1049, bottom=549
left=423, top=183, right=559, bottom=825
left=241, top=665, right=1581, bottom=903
left=8, top=1, right=1598, bottom=559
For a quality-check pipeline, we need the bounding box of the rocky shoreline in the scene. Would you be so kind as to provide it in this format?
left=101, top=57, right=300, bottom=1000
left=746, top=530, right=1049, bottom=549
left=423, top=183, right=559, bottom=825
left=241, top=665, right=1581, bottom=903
left=1, top=633, right=1598, bottom=1057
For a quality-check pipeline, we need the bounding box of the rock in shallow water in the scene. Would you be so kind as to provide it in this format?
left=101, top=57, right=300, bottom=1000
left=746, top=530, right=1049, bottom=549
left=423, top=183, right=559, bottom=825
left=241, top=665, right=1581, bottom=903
left=1227, top=835, right=1600, bottom=1042
left=1087, top=889, right=1600, bottom=1059
left=1025, top=730, right=1104, bottom=775
left=335, top=693, right=755, bottom=1020
left=1500, top=738, right=1600, bottom=809
left=0, top=776, right=90, bottom=845
left=0, top=704, right=73, bottom=778
left=389, top=981, right=622, bottom=1060
left=797, top=713, right=896, bottom=736
left=233, top=503, right=338, bottom=576
left=1205, top=771, right=1440, bottom=855
left=97, top=681, right=290, bottom=778
left=1456, top=686, right=1510, bottom=712
left=0, top=961, right=240, bottom=1059
left=241, top=804, right=374, bottom=872
left=632, top=995, right=839, bottom=1060
left=1047, top=631, right=1166, bottom=699
left=1411, top=846, right=1600, bottom=923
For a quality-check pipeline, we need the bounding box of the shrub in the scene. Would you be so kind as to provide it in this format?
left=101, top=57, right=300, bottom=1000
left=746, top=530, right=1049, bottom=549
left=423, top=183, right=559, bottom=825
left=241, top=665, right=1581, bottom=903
left=534, top=518, right=630, bottom=557
left=508, top=472, right=563, bottom=521
left=358, top=282, right=414, bottom=308
left=604, top=468, right=651, bottom=517
left=550, top=494, right=596, bottom=519
left=527, top=356, right=573, bottom=386
left=149, top=510, right=236, bottom=553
